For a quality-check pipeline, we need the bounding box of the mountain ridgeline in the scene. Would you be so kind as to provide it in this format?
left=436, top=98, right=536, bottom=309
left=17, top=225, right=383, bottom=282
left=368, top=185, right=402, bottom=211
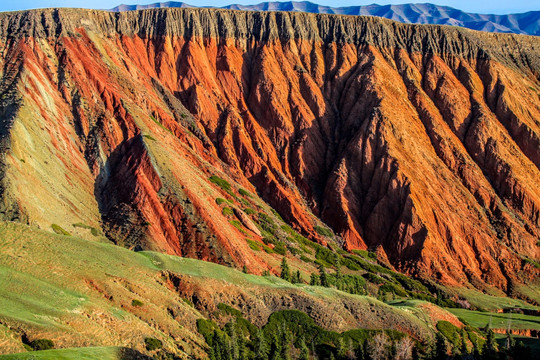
left=110, top=1, right=540, bottom=36
left=0, top=8, right=539, bottom=300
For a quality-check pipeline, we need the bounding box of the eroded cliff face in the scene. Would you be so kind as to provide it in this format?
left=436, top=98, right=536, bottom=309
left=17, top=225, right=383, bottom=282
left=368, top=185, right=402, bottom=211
left=0, top=8, right=538, bottom=293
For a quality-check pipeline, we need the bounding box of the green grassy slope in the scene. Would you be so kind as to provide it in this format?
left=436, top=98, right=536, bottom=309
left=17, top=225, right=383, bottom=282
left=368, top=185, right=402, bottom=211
left=0, top=221, right=437, bottom=357
left=0, top=347, right=125, bottom=360
left=448, top=308, right=540, bottom=330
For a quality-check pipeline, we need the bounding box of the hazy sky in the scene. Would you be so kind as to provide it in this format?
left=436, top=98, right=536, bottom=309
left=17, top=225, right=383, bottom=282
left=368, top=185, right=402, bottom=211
left=1, top=0, right=538, bottom=14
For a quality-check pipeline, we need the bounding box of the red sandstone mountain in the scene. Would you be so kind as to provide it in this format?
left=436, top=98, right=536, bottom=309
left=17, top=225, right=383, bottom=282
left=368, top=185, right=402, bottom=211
left=0, top=8, right=538, bottom=296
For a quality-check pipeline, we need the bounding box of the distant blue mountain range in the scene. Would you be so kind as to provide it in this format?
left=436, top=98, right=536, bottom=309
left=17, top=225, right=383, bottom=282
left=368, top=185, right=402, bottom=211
left=110, top=1, right=539, bottom=36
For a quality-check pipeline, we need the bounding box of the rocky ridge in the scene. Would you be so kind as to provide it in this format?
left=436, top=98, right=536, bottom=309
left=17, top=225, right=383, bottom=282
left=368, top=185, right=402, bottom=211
left=0, top=8, right=538, bottom=297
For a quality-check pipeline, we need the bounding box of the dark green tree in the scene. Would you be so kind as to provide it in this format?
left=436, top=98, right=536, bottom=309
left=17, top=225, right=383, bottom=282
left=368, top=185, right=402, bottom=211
left=292, top=270, right=302, bottom=284
left=298, top=336, right=310, bottom=360
left=281, top=328, right=293, bottom=360
left=334, top=253, right=342, bottom=289
left=482, top=328, right=497, bottom=360
left=472, top=339, right=481, bottom=360
left=459, top=329, right=468, bottom=358
left=310, top=273, right=320, bottom=286
left=270, top=332, right=282, bottom=360
left=434, top=332, right=447, bottom=360
left=337, top=337, right=347, bottom=358
left=236, top=328, right=247, bottom=360
left=355, top=342, right=365, bottom=360
left=225, top=322, right=239, bottom=360
left=319, top=264, right=329, bottom=287
left=280, top=257, right=291, bottom=282
left=254, top=329, right=270, bottom=360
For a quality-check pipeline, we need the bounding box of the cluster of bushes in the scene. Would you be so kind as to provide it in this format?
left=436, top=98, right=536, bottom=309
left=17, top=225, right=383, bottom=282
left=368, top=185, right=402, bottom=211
left=433, top=322, right=532, bottom=360
left=197, top=308, right=422, bottom=360
left=24, top=339, right=54, bottom=351
left=314, top=226, right=333, bottom=237
left=209, top=175, right=232, bottom=193
left=72, top=222, right=100, bottom=236
left=51, top=224, right=71, bottom=236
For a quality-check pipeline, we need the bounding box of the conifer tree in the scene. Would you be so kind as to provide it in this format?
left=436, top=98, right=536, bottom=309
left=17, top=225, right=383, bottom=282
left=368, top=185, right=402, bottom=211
left=254, top=329, right=269, bottom=360
left=337, top=337, right=347, bottom=358
left=270, top=332, right=282, bottom=360
left=310, top=273, right=320, bottom=286
left=292, top=270, right=302, bottom=284
left=355, top=342, right=364, bottom=360
left=433, top=332, right=447, bottom=360
left=280, top=257, right=291, bottom=282
left=319, top=264, right=329, bottom=287
left=472, top=339, right=481, bottom=360
left=298, top=336, right=310, bottom=360
left=281, top=328, right=293, bottom=360
left=334, top=253, right=342, bottom=289
left=482, top=328, right=497, bottom=360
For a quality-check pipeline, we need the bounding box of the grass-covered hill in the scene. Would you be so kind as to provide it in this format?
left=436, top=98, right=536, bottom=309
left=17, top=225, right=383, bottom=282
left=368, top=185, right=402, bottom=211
left=0, top=221, right=539, bottom=358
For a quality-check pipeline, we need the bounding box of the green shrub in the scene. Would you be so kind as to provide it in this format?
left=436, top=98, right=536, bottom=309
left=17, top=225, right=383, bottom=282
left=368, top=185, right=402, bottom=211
left=257, top=212, right=277, bottom=236
left=73, top=223, right=100, bottom=237
left=352, top=249, right=369, bottom=258
left=300, top=255, right=312, bottom=263
left=142, top=134, right=156, bottom=141
left=287, top=245, right=301, bottom=255
left=243, top=207, right=256, bottom=215
left=132, top=299, right=144, bottom=307
left=281, top=224, right=294, bottom=234
left=222, top=207, right=234, bottom=216
left=196, top=318, right=219, bottom=340
left=393, top=273, right=429, bottom=293
left=436, top=321, right=461, bottom=347
left=379, top=283, right=408, bottom=297
left=29, top=339, right=54, bottom=351
left=465, top=326, right=485, bottom=349
left=247, top=239, right=261, bottom=251
left=217, top=303, right=242, bottom=317
left=209, top=175, right=232, bottom=192
left=314, top=258, right=332, bottom=268
left=273, top=242, right=287, bottom=255
left=271, top=209, right=284, bottom=222
left=314, top=226, right=333, bottom=237
left=51, top=224, right=70, bottom=236
left=315, top=247, right=338, bottom=266
left=215, top=198, right=227, bottom=205
left=238, top=188, right=252, bottom=197
left=524, top=258, right=540, bottom=269
left=363, top=273, right=385, bottom=285
left=342, top=257, right=361, bottom=270
left=144, top=337, right=162, bottom=351
left=229, top=220, right=246, bottom=235
left=183, top=298, right=194, bottom=307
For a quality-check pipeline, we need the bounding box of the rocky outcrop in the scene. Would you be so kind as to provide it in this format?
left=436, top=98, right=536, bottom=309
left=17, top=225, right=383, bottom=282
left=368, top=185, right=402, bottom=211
left=0, top=8, right=538, bottom=293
